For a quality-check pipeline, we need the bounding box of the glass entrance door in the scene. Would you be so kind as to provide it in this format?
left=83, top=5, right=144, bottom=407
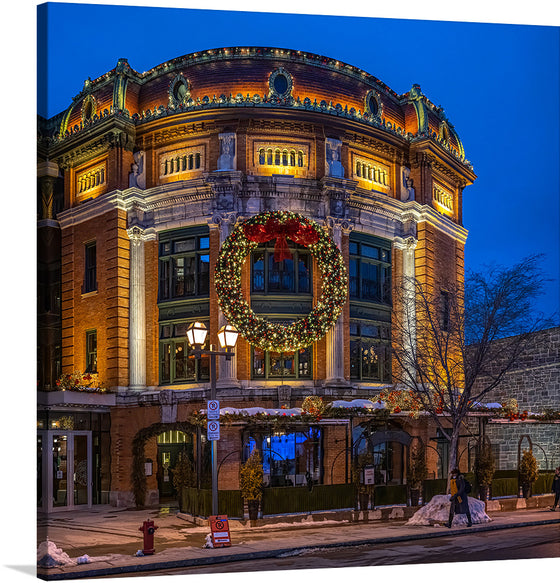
left=39, top=431, right=92, bottom=512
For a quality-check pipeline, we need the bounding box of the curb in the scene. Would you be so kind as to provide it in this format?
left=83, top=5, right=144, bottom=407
left=37, top=517, right=560, bottom=581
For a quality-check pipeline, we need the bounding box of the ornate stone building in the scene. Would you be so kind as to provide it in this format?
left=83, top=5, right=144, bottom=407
left=37, top=47, right=476, bottom=511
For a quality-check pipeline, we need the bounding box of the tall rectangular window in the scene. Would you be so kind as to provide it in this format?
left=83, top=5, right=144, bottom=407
left=349, top=321, right=391, bottom=382
left=158, top=233, right=210, bottom=301
left=349, top=237, right=391, bottom=305
left=84, top=242, right=97, bottom=293
left=85, top=330, right=97, bottom=373
left=159, top=321, right=210, bottom=385
left=252, top=347, right=312, bottom=380
left=440, top=291, right=451, bottom=332
left=250, top=244, right=311, bottom=295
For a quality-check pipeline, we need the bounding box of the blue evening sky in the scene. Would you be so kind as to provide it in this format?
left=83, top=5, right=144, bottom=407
left=37, top=1, right=560, bottom=319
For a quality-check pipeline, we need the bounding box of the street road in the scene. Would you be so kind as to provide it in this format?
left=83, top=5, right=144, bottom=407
left=105, top=524, right=559, bottom=577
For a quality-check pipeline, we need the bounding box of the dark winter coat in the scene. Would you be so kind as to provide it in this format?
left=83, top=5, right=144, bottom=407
left=450, top=474, right=470, bottom=514
left=552, top=474, right=560, bottom=494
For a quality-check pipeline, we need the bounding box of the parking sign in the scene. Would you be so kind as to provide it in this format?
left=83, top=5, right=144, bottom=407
left=207, top=400, right=220, bottom=420
left=207, top=420, right=220, bottom=440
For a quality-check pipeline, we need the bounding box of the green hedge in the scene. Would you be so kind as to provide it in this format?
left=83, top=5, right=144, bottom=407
left=494, top=470, right=518, bottom=479
left=533, top=472, right=554, bottom=495
left=423, top=479, right=447, bottom=502
left=490, top=477, right=518, bottom=498
left=262, top=484, right=355, bottom=515
left=180, top=487, right=243, bottom=518
left=373, top=485, right=407, bottom=506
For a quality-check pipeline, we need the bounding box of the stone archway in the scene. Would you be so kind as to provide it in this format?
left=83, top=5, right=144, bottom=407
left=131, top=421, right=199, bottom=507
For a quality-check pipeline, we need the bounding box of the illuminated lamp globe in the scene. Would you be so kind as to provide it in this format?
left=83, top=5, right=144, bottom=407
left=186, top=321, right=208, bottom=349
left=217, top=324, right=239, bottom=350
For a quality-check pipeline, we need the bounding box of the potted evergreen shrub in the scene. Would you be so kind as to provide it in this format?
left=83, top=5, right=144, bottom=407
left=474, top=441, right=495, bottom=502
left=519, top=449, right=539, bottom=498
left=407, top=443, right=428, bottom=506
left=240, top=450, right=264, bottom=525
left=172, top=451, right=196, bottom=512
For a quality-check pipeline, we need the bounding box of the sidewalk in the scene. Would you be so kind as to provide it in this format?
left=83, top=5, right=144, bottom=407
left=37, top=503, right=560, bottom=580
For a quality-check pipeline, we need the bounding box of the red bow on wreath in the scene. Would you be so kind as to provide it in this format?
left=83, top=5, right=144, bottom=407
left=244, top=217, right=319, bottom=262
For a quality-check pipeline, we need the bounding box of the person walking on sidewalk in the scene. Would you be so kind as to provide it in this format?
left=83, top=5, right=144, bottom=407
left=551, top=466, right=560, bottom=511
left=447, top=468, right=472, bottom=527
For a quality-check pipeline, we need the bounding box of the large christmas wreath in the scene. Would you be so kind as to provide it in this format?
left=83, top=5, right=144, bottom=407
left=215, top=211, right=348, bottom=352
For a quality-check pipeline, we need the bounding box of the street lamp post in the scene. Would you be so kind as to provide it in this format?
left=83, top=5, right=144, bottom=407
left=186, top=322, right=238, bottom=517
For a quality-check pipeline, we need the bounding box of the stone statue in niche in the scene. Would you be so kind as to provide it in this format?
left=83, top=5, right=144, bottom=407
left=326, top=138, right=344, bottom=178
left=129, top=150, right=146, bottom=189
left=217, top=132, right=236, bottom=171
left=330, top=198, right=345, bottom=218
left=401, top=167, right=415, bottom=202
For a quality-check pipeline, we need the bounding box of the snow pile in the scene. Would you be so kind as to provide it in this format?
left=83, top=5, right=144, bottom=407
left=331, top=399, right=385, bottom=410
left=202, top=533, right=214, bottom=548
left=37, top=540, right=75, bottom=568
left=406, top=494, right=492, bottom=527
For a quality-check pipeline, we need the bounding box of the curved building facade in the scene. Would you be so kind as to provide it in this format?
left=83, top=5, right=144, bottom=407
left=37, top=47, right=476, bottom=510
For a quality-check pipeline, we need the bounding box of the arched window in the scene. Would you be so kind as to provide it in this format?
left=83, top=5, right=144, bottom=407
left=282, top=150, right=288, bottom=166
left=274, top=149, right=281, bottom=165
left=267, top=149, right=273, bottom=165
left=188, top=154, right=194, bottom=170
left=356, top=161, right=361, bottom=177
left=259, top=149, right=265, bottom=165
left=195, top=153, right=201, bottom=169
left=297, top=151, right=304, bottom=167
left=289, top=150, right=296, bottom=166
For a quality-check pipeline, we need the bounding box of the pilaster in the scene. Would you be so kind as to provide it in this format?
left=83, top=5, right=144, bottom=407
left=324, top=217, right=352, bottom=387
left=127, top=225, right=156, bottom=391
left=209, top=212, right=241, bottom=388
left=393, top=236, right=418, bottom=381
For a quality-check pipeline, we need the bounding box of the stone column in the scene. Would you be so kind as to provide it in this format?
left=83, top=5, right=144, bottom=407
left=37, top=161, right=59, bottom=221
left=394, top=236, right=418, bottom=380
left=127, top=226, right=155, bottom=391
left=324, top=218, right=350, bottom=387
left=210, top=213, right=241, bottom=388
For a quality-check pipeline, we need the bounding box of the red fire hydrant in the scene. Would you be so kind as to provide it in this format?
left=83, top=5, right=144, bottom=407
left=139, top=519, right=159, bottom=555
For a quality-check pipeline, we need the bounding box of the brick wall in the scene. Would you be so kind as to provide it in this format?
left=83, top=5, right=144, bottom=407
left=60, top=208, right=129, bottom=388
left=145, top=239, right=159, bottom=386
left=322, top=424, right=350, bottom=484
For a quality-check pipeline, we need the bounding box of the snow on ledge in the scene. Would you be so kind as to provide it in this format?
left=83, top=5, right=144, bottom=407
left=331, top=399, right=384, bottom=409
left=201, top=406, right=303, bottom=417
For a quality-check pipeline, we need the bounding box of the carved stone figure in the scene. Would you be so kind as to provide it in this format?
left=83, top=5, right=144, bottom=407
left=129, top=151, right=145, bottom=189
left=217, top=132, right=236, bottom=170
left=326, top=138, right=344, bottom=178
left=401, top=167, right=415, bottom=202
left=330, top=198, right=345, bottom=217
